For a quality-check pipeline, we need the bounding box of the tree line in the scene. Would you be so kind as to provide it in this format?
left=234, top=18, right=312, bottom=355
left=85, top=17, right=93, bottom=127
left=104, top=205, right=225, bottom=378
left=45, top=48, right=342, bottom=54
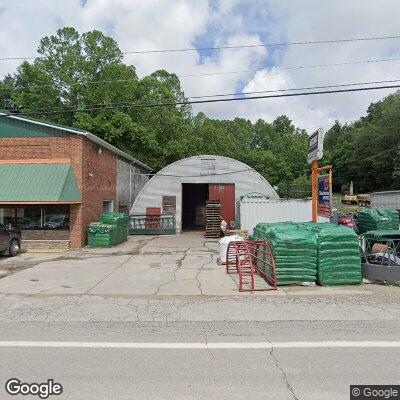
left=0, top=27, right=398, bottom=195
left=324, top=92, right=400, bottom=193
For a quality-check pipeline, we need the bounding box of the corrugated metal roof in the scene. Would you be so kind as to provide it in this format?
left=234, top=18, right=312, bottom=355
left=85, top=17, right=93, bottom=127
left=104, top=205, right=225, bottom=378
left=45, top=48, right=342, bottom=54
left=0, top=163, right=81, bottom=202
left=0, top=111, right=151, bottom=171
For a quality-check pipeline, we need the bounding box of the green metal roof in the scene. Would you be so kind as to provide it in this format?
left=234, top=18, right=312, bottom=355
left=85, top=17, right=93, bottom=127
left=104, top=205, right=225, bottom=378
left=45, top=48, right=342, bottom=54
left=0, top=163, right=81, bottom=203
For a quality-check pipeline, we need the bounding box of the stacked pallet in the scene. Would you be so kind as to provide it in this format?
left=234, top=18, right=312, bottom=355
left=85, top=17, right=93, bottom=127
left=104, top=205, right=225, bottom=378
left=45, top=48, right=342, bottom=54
left=205, top=200, right=221, bottom=238
left=88, top=212, right=129, bottom=248
left=252, top=223, right=317, bottom=285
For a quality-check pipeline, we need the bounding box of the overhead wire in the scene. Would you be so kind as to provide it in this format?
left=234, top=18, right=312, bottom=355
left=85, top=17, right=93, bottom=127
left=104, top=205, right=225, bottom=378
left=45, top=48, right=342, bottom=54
left=1, top=33, right=400, bottom=61
left=5, top=56, right=400, bottom=91
left=15, top=78, right=400, bottom=114
left=99, top=34, right=400, bottom=54
left=17, top=83, right=400, bottom=115
left=187, top=79, right=400, bottom=99
left=179, top=56, right=400, bottom=77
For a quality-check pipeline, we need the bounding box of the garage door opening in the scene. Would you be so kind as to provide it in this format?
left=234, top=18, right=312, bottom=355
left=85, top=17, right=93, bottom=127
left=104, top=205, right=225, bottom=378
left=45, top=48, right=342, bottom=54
left=182, top=183, right=209, bottom=230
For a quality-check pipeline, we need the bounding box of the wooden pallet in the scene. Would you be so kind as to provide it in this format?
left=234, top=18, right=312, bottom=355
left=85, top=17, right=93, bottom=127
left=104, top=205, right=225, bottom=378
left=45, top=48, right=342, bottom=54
left=205, top=200, right=221, bottom=238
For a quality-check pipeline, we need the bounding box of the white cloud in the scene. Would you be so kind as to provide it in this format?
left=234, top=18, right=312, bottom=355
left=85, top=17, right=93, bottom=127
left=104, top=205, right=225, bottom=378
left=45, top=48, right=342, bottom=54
left=0, top=0, right=399, bottom=131
left=237, top=0, right=400, bottom=130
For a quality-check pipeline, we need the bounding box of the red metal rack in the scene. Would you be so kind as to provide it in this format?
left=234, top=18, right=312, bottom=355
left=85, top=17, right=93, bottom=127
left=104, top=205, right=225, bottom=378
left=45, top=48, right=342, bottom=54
left=226, top=240, right=277, bottom=292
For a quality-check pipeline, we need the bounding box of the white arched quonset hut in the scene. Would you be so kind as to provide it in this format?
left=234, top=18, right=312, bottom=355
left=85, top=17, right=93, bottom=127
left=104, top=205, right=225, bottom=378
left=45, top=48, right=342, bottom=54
left=130, top=155, right=279, bottom=232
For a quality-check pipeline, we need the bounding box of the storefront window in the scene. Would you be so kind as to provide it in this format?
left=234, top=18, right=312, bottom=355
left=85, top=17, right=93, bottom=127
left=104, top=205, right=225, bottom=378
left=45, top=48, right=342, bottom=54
left=0, top=208, right=16, bottom=227
left=0, top=206, right=70, bottom=230
left=43, top=206, right=70, bottom=230
left=16, top=207, right=42, bottom=230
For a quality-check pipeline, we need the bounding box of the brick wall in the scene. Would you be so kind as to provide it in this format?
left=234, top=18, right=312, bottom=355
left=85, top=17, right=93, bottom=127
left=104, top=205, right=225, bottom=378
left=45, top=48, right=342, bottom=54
left=22, top=230, right=70, bottom=240
left=0, top=134, right=117, bottom=249
left=0, top=136, right=71, bottom=158
left=76, top=139, right=116, bottom=248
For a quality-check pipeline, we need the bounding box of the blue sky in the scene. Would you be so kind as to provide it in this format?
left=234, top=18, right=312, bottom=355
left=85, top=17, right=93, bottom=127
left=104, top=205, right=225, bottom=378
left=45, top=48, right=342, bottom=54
left=0, top=0, right=399, bottom=131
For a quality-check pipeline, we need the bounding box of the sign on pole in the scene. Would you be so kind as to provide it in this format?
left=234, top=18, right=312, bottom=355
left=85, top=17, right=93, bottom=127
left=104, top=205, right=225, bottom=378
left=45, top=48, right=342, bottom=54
left=307, top=128, right=324, bottom=164
left=317, top=174, right=332, bottom=218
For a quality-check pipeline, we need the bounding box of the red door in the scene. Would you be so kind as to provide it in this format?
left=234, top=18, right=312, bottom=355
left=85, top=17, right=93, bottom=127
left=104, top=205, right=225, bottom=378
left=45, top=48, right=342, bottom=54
left=146, top=207, right=161, bottom=229
left=209, top=184, right=235, bottom=229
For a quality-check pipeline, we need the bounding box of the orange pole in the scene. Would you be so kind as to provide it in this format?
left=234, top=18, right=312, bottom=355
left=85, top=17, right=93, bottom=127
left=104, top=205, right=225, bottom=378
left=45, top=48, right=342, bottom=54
left=317, top=165, right=332, bottom=172
left=311, top=160, right=319, bottom=222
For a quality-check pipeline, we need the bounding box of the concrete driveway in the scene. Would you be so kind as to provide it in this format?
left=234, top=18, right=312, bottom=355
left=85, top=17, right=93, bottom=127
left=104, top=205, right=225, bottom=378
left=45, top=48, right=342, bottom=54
left=0, top=232, right=239, bottom=296
left=0, top=231, right=389, bottom=297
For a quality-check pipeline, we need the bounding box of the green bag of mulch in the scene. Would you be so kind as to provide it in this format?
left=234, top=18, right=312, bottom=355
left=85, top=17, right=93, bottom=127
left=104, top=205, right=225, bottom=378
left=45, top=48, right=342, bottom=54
left=252, top=223, right=317, bottom=285
left=313, top=224, right=361, bottom=286
left=357, top=208, right=395, bottom=234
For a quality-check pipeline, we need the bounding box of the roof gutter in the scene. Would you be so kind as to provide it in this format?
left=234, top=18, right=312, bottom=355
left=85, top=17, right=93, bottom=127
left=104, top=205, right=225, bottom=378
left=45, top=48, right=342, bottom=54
left=6, top=114, right=151, bottom=171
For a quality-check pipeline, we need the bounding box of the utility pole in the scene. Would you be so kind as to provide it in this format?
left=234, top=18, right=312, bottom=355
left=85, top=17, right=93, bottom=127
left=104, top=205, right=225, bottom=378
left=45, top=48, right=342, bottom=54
left=311, top=160, right=319, bottom=222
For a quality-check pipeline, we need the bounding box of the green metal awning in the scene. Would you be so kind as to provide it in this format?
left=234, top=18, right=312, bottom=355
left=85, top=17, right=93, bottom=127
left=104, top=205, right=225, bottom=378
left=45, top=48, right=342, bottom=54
left=0, top=163, right=81, bottom=203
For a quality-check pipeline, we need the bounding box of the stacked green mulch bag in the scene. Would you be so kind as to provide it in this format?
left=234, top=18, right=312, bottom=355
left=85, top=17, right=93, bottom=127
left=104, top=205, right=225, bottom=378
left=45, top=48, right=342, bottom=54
left=252, top=222, right=362, bottom=286
left=88, top=222, right=118, bottom=247
left=312, top=224, right=362, bottom=286
left=88, top=213, right=129, bottom=247
left=252, top=222, right=317, bottom=285
left=357, top=208, right=399, bottom=234
left=99, top=212, right=129, bottom=243
left=380, top=209, right=400, bottom=230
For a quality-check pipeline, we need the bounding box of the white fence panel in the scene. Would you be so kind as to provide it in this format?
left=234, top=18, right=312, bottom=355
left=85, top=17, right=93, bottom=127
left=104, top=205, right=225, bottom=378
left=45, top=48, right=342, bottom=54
left=240, top=199, right=312, bottom=234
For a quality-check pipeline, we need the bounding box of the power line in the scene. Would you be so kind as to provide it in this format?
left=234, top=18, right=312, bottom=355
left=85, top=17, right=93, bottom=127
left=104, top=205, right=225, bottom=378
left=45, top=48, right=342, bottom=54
left=179, top=56, right=400, bottom=77
left=6, top=56, right=400, bottom=90
left=17, top=78, right=400, bottom=114
left=19, top=83, right=400, bottom=115
left=1, top=34, right=400, bottom=61
left=188, top=79, right=400, bottom=99
left=124, top=34, right=400, bottom=54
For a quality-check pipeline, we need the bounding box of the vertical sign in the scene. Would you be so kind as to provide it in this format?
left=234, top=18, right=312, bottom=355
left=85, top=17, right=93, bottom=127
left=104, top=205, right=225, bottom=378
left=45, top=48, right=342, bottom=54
left=307, top=128, right=324, bottom=164
left=317, top=175, right=332, bottom=217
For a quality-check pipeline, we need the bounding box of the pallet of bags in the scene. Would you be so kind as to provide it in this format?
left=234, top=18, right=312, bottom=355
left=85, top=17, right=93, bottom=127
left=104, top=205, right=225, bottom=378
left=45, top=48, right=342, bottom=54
left=357, top=208, right=393, bottom=234
left=88, top=222, right=118, bottom=247
left=314, top=224, right=361, bottom=286
left=378, top=209, right=400, bottom=230
left=99, top=212, right=129, bottom=243
left=252, top=223, right=317, bottom=285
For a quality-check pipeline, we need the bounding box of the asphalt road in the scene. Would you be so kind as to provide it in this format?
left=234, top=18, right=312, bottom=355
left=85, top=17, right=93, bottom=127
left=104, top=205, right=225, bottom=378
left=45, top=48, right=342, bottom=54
left=1, top=293, right=400, bottom=400
left=1, top=344, right=399, bottom=400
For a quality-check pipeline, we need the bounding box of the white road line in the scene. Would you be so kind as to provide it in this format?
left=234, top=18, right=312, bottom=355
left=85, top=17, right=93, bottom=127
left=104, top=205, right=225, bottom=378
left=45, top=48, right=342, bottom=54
left=0, top=341, right=399, bottom=349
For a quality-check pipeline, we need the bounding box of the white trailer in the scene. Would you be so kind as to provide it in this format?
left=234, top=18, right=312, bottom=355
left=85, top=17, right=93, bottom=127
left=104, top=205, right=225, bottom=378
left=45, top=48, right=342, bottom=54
left=240, top=198, right=330, bottom=234
left=370, top=191, right=400, bottom=210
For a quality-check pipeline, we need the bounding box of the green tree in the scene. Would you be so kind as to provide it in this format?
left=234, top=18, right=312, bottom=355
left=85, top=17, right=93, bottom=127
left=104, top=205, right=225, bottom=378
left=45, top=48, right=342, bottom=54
left=0, top=26, right=328, bottom=191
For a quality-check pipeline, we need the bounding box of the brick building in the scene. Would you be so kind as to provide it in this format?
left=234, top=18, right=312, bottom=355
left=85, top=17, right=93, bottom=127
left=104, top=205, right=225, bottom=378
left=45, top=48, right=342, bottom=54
left=0, top=112, right=150, bottom=249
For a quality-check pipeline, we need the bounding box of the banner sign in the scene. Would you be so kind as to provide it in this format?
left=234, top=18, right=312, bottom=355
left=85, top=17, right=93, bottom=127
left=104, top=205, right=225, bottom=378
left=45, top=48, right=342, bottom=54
left=307, top=128, right=324, bottom=164
left=240, top=192, right=268, bottom=203
left=318, top=175, right=332, bottom=217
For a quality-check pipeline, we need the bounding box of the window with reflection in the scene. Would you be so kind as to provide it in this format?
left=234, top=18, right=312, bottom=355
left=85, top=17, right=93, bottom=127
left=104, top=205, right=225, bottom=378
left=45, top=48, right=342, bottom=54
left=43, top=206, right=70, bottom=230
left=0, top=206, right=70, bottom=230
left=16, top=207, right=42, bottom=230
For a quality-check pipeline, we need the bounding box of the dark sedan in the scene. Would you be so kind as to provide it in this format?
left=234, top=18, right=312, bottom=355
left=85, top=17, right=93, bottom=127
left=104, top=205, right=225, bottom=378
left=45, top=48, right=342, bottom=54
left=0, top=224, right=21, bottom=257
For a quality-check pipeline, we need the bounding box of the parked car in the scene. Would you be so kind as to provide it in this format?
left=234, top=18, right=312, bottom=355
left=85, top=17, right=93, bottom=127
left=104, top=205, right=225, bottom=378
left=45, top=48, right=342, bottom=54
left=43, top=214, right=69, bottom=230
left=0, top=223, right=21, bottom=257
left=337, top=214, right=356, bottom=229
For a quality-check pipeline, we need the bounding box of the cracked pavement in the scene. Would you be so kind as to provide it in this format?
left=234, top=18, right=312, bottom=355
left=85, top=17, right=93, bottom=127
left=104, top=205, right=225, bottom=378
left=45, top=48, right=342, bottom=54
left=0, top=231, right=389, bottom=298
left=0, top=232, right=399, bottom=399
